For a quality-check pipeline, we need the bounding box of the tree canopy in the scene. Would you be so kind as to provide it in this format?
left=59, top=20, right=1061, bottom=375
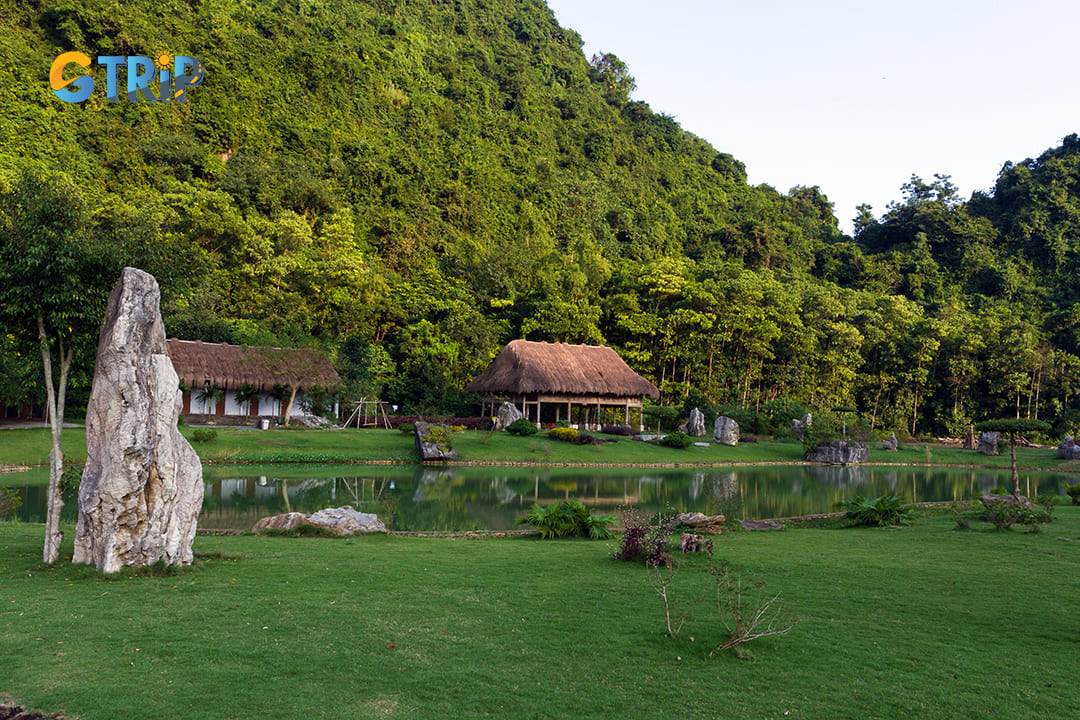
left=2, top=1, right=1080, bottom=438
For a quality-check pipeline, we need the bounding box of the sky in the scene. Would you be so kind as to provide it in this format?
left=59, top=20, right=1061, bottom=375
left=543, top=0, right=1080, bottom=234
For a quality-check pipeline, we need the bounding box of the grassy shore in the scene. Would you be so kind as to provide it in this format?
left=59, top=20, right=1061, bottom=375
left=3, top=507, right=1080, bottom=719
left=2, top=425, right=1078, bottom=475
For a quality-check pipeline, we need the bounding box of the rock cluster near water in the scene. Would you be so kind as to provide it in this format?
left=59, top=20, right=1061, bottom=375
left=253, top=506, right=387, bottom=535
left=73, top=268, right=204, bottom=575
left=414, top=421, right=458, bottom=461
left=806, top=440, right=869, bottom=464
left=978, top=431, right=1001, bottom=456
left=495, top=401, right=523, bottom=430
left=713, top=416, right=740, bottom=446
left=686, top=408, right=706, bottom=437
left=1058, top=437, right=1080, bottom=460
left=792, top=412, right=812, bottom=441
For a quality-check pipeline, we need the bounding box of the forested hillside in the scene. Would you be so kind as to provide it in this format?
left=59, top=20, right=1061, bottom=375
left=2, top=0, right=1079, bottom=436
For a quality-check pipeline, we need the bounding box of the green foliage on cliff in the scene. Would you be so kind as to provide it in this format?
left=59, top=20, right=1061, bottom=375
left=2, top=0, right=1080, bottom=437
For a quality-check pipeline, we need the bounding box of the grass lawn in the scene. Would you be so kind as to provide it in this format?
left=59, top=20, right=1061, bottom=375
left=2, top=507, right=1080, bottom=719
left=3, top=425, right=1078, bottom=475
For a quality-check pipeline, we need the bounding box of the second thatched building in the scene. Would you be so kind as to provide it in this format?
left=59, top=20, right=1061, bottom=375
left=466, top=339, right=660, bottom=429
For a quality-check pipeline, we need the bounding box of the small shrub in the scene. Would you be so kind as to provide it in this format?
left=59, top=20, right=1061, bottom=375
left=0, top=487, right=23, bottom=518
left=840, top=494, right=912, bottom=527
left=613, top=509, right=674, bottom=566
left=505, top=418, right=538, bottom=436
left=600, top=424, right=634, bottom=436
left=449, top=425, right=467, bottom=433
left=546, top=427, right=579, bottom=443
left=516, top=499, right=615, bottom=539
left=192, top=428, right=218, bottom=443
left=950, top=500, right=976, bottom=530
left=398, top=422, right=415, bottom=435
left=659, top=431, right=694, bottom=449
left=983, top=498, right=1019, bottom=530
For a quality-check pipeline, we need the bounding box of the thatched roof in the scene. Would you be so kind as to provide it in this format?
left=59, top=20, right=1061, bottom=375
left=165, top=339, right=340, bottom=392
left=466, top=340, right=659, bottom=399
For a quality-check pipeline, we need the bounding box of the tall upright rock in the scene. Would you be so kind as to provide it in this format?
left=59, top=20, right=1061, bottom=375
left=73, top=268, right=203, bottom=574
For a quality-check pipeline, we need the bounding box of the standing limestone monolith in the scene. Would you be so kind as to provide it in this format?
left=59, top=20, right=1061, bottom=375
left=73, top=268, right=204, bottom=574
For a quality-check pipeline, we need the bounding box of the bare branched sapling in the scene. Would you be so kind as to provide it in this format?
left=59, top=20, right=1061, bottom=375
left=709, top=564, right=797, bottom=655
left=647, top=559, right=698, bottom=637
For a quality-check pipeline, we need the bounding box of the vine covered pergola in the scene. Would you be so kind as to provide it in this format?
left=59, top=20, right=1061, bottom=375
left=466, top=340, right=660, bottom=429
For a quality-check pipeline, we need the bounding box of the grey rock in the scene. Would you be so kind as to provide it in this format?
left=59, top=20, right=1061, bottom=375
left=1058, top=436, right=1080, bottom=460
left=977, top=431, right=1001, bottom=456
left=882, top=432, right=898, bottom=451
left=686, top=408, right=706, bottom=437
left=634, top=434, right=659, bottom=442
left=673, top=511, right=726, bottom=533
left=495, top=401, right=524, bottom=430
left=414, top=421, right=458, bottom=461
left=806, top=440, right=869, bottom=464
left=73, top=268, right=203, bottom=574
left=713, top=416, right=740, bottom=446
left=792, top=412, right=812, bottom=441
left=294, top=414, right=335, bottom=428
left=253, top=512, right=308, bottom=531
left=978, top=493, right=1035, bottom=513
left=307, top=506, right=387, bottom=535
left=693, top=442, right=711, bottom=448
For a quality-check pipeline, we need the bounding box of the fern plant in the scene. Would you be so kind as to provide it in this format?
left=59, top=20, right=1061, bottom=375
left=840, top=494, right=912, bottom=526
left=1064, top=482, right=1080, bottom=506
left=516, top=499, right=615, bottom=539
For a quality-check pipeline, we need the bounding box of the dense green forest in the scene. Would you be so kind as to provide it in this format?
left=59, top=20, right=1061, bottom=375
left=2, top=0, right=1080, bottom=437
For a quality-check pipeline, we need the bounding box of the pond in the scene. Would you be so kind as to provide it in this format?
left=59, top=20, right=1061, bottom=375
left=6, top=463, right=1073, bottom=532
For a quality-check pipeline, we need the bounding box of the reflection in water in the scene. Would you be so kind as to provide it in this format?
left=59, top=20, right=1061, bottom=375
left=9, top=464, right=1071, bottom=532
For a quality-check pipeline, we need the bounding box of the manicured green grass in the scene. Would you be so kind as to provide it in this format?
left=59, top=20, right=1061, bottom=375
left=3, top=509, right=1080, bottom=719
left=5, top=425, right=1078, bottom=475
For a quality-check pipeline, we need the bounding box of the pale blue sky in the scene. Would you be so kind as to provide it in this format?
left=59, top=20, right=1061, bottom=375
left=544, top=0, right=1080, bottom=233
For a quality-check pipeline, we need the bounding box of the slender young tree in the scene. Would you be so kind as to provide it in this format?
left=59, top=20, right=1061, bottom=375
left=975, top=418, right=1051, bottom=496
left=0, top=170, right=115, bottom=563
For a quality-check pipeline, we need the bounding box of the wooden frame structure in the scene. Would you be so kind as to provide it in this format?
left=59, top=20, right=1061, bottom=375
left=468, top=340, right=660, bottom=430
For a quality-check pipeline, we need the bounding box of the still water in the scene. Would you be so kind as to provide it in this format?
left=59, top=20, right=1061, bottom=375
left=8, top=463, right=1072, bottom=532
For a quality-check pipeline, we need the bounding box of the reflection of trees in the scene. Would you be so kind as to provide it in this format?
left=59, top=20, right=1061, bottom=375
left=184, top=466, right=1071, bottom=530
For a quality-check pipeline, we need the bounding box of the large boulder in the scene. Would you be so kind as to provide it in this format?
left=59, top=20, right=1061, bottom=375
left=713, top=416, right=740, bottom=446
left=414, top=421, right=458, bottom=461
left=306, top=506, right=387, bottom=535
left=806, top=440, right=869, bottom=464
left=1058, top=436, right=1080, bottom=460
left=977, top=431, right=1001, bottom=456
left=73, top=268, right=203, bottom=574
left=882, top=432, right=898, bottom=451
left=495, top=401, right=524, bottom=430
left=686, top=408, right=706, bottom=437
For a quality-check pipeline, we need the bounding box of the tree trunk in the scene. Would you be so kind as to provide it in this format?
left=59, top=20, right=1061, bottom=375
left=282, top=385, right=299, bottom=426
left=1010, top=434, right=1020, bottom=497
left=38, top=313, right=72, bottom=565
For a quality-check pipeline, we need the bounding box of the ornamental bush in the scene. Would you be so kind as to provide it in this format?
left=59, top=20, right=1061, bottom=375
left=505, top=418, right=538, bottom=436
left=546, top=427, right=579, bottom=442
left=192, top=428, right=218, bottom=443
left=660, top=431, right=694, bottom=449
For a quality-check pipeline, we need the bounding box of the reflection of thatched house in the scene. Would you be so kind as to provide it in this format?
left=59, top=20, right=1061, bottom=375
left=165, top=339, right=341, bottom=419
left=466, top=339, right=660, bottom=428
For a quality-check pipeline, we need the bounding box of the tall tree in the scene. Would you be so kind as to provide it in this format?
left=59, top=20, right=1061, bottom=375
left=0, top=169, right=115, bottom=563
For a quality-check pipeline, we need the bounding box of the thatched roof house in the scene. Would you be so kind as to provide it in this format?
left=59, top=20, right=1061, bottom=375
left=467, top=340, right=659, bottom=428
left=165, top=339, right=340, bottom=418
